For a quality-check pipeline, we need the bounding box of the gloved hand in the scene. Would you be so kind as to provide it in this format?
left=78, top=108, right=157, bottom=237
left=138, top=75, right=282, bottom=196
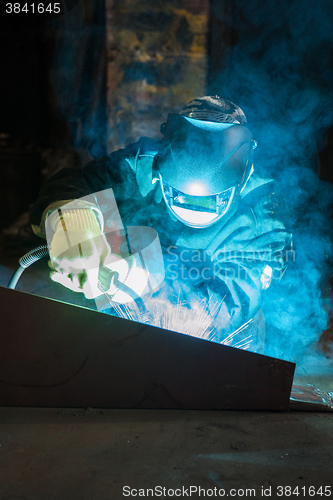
left=48, top=209, right=114, bottom=299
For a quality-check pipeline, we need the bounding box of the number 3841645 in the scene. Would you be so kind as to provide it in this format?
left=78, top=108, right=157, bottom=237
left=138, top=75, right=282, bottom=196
left=277, top=486, right=331, bottom=497
left=6, top=3, right=61, bottom=14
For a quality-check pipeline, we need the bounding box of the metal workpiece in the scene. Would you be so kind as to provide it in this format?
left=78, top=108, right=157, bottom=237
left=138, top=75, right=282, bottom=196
left=0, top=286, right=295, bottom=410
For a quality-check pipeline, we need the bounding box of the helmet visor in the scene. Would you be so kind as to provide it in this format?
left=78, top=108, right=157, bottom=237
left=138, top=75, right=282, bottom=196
left=160, top=175, right=236, bottom=228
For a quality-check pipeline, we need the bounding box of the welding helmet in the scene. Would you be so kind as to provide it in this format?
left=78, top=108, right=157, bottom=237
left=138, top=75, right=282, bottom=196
left=154, top=96, right=256, bottom=228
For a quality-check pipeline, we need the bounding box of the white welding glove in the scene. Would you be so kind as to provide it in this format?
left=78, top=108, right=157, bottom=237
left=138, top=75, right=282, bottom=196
left=48, top=209, right=116, bottom=299
left=48, top=208, right=152, bottom=303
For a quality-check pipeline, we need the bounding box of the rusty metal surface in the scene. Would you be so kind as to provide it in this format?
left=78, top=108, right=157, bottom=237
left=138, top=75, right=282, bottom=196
left=0, top=286, right=295, bottom=410
left=105, top=1, right=209, bottom=151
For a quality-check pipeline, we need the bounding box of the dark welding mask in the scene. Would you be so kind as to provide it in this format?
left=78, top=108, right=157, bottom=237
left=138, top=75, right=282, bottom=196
left=154, top=96, right=256, bottom=228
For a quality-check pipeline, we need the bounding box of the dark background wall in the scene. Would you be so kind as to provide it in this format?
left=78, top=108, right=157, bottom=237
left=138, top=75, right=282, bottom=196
left=1, top=0, right=333, bottom=228
left=105, top=0, right=209, bottom=150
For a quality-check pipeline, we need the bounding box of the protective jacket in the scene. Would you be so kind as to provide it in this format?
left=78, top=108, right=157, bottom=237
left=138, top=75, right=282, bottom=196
left=31, top=137, right=292, bottom=339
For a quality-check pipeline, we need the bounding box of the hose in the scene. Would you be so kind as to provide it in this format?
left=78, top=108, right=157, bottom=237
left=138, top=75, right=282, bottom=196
left=7, top=245, right=49, bottom=289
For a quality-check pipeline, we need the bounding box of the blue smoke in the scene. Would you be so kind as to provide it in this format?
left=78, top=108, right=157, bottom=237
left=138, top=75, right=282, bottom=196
left=210, top=0, right=333, bottom=366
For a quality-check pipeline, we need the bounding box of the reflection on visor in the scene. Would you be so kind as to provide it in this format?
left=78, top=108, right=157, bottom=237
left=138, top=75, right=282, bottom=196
left=173, top=192, right=217, bottom=212
left=159, top=175, right=235, bottom=228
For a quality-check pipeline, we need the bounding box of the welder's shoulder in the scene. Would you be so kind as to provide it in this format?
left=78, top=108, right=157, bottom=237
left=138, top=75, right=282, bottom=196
left=80, top=137, right=158, bottom=188
left=240, top=171, right=275, bottom=199
left=107, top=137, right=160, bottom=174
left=241, top=171, right=283, bottom=207
left=241, top=171, right=290, bottom=227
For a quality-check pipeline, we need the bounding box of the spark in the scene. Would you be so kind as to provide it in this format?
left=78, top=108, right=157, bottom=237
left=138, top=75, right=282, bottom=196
left=232, top=335, right=253, bottom=348
left=97, top=282, right=256, bottom=351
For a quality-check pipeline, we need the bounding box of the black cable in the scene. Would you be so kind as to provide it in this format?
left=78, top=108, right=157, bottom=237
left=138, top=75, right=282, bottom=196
left=98, top=267, right=152, bottom=321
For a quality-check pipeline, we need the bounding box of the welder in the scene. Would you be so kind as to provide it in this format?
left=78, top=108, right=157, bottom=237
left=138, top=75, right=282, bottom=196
left=30, top=96, right=292, bottom=337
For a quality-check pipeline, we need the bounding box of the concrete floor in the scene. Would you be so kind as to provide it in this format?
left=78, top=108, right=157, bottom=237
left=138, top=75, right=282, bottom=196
left=0, top=235, right=333, bottom=499
left=0, top=407, right=333, bottom=499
